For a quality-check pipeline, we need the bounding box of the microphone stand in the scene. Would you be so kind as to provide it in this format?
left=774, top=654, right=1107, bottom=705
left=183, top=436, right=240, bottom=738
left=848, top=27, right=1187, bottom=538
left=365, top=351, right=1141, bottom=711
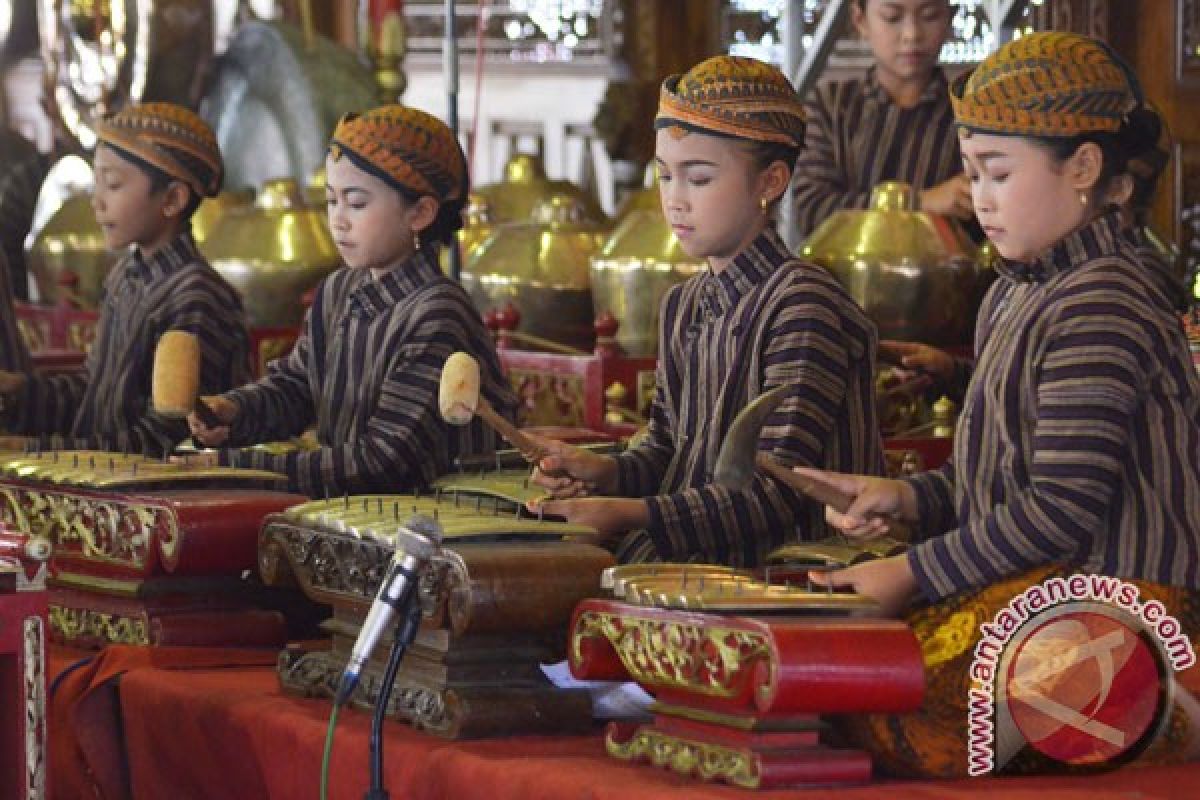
left=364, top=591, right=424, bottom=800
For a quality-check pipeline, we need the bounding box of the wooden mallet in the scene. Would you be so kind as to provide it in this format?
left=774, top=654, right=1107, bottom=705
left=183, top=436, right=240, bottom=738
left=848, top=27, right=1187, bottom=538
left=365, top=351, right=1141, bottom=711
left=713, top=385, right=910, bottom=538
left=151, top=330, right=223, bottom=428
left=439, top=351, right=545, bottom=463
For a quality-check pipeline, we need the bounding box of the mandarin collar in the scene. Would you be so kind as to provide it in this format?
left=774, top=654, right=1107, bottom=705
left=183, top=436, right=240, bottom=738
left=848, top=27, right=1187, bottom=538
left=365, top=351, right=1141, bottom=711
left=995, top=211, right=1128, bottom=284
left=862, top=65, right=949, bottom=108
left=127, top=229, right=200, bottom=282
left=698, top=227, right=791, bottom=318
left=347, top=250, right=444, bottom=318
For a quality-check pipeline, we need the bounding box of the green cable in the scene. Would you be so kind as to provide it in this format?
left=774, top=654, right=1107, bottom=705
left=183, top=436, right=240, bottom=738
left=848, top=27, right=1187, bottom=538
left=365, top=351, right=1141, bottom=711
left=321, top=703, right=341, bottom=800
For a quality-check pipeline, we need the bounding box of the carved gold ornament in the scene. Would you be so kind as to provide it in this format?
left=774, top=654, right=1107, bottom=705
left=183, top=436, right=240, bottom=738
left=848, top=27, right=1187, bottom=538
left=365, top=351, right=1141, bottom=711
left=572, top=609, right=770, bottom=699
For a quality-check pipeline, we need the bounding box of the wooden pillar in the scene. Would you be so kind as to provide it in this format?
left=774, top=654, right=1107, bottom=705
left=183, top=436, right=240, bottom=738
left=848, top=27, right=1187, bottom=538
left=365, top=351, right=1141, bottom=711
left=597, top=0, right=721, bottom=194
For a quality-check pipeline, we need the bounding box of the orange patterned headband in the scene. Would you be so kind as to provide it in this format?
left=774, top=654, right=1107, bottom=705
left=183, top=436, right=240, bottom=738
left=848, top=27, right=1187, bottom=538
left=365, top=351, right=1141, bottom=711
left=329, top=105, right=467, bottom=204
left=951, top=31, right=1140, bottom=138
left=655, top=55, right=805, bottom=148
left=95, top=103, right=223, bottom=197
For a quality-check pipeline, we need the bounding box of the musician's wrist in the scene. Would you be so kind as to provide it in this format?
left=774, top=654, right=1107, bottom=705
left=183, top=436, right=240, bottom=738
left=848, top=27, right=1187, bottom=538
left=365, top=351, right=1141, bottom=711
left=592, top=455, right=619, bottom=495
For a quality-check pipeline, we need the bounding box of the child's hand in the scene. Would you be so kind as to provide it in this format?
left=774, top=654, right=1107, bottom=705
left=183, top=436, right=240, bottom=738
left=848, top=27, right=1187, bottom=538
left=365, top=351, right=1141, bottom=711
left=187, top=395, right=238, bottom=447
left=879, top=340, right=956, bottom=382
left=807, top=555, right=918, bottom=617
left=525, top=496, right=647, bottom=540
left=170, top=451, right=219, bottom=468
left=527, top=433, right=618, bottom=497
left=792, top=467, right=918, bottom=539
left=918, top=174, right=973, bottom=220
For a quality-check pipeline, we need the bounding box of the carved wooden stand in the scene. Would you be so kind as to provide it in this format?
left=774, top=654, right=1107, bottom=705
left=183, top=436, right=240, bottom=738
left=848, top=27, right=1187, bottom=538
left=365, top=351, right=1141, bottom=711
left=0, top=586, right=47, bottom=799
left=569, top=599, right=925, bottom=789
left=260, top=502, right=615, bottom=739
left=0, top=461, right=305, bottom=648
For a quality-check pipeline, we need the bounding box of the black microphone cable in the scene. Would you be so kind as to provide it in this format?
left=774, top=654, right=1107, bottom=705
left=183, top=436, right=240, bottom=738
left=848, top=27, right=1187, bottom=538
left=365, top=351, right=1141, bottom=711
left=365, top=591, right=424, bottom=800
left=319, top=515, right=442, bottom=799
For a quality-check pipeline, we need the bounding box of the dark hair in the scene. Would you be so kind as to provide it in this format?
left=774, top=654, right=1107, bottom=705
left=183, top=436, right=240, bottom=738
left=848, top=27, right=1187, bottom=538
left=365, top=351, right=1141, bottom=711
left=1029, top=107, right=1164, bottom=213
left=334, top=146, right=468, bottom=253
left=1125, top=113, right=1169, bottom=219
left=100, top=142, right=205, bottom=219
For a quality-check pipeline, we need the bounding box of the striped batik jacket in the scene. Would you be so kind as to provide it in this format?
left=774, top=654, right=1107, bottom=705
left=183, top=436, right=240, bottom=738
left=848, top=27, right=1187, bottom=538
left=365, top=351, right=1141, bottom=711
left=906, top=212, right=1200, bottom=601
left=218, top=253, right=517, bottom=497
left=792, top=68, right=963, bottom=239
left=0, top=251, right=30, bottom=372
left=612, top=228, right=884, bottom=567
left=10, top=231, right=250, bottom=455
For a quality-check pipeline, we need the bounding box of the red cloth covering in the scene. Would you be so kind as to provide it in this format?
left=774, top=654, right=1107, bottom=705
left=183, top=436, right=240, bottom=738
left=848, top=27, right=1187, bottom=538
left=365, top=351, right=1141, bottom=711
left=108, top=663, right=1200, bottom=800
left=47, top=644, right=277, bottom=800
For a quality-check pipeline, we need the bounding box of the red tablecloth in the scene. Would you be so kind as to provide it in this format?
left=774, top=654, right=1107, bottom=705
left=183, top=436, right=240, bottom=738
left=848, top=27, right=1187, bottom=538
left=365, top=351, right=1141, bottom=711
left=46, top=644, right=1200, bottom=800
left=47, top=656, right=1193, bottom=800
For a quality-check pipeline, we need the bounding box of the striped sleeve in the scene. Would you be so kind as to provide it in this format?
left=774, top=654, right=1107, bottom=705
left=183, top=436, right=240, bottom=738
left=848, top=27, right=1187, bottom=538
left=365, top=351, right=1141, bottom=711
left=904, top=458, right=957, bottom=541
left=222, top=293, right=482, bottom=496
left=72, top=269, right=246, bottom=454
left=792, top=83, right=872, bottom=239
left=11, top=372, right=87, bottom=435
left=613, top=284, right=682, bottom=496
left=613, top=370, right=675, bottom=497
left=223, top=297, right=321, bottom=447
left=14, top=349, right=185, bottom=454
left=640, top=279, right=854, bottom=564
left=908, top=282, right=1149, bottom=601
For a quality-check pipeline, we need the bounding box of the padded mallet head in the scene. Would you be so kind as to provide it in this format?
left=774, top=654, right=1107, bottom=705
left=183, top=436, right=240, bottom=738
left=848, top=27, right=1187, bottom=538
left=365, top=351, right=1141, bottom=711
left=152, top=330, right=201, bottom=419
left=439, top=351, right=482, bottom=426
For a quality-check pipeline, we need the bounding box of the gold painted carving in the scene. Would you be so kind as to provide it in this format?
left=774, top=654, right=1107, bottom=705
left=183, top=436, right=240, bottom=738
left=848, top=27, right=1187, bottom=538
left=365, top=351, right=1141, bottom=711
left=0, top=486, right=175, bottom=569
left=24, top=616, right=46, bottom=800
left=277, top=647, right=454, bottom=733
left=67, top=321, right=96, bottom=353
left=17, top=319, right=49, bottom=354
left=572, top=609, right=770, bottom=699
left=263, top=522, right=460, bottom=618
left=509, top=369, right=585, bottom=427
left=606, top=726, right=761, bottom=789
left=49, top=604, right=150, bottom=646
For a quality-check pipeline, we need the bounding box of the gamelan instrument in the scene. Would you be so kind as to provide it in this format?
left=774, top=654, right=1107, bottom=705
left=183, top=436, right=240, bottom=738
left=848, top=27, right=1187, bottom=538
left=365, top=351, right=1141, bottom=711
left=262, top=468, right=615, bottom=738
left=569, top=564, right=924, bottom=789
left=0, top=451, right=307, bottom=648
left=0, top=526, right=48, bottom=800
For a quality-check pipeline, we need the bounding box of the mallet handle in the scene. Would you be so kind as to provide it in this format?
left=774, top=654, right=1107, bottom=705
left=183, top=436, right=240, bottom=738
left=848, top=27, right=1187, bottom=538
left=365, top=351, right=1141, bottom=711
left=474, top=398, right=544, bottom=463
left=193, top=398, right=224, bottom=429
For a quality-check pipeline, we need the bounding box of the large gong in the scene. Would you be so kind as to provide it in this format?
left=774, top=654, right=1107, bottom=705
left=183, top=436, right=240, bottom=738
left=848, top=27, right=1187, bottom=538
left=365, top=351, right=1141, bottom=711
left=201, top=20, right=377, bottom=190
left=37, top=0, right=214, bottom=149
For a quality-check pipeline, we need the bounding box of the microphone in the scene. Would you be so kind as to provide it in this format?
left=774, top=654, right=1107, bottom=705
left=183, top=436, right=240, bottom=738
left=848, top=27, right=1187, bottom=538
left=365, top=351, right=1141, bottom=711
left=334, top=516, right=443, bottom=706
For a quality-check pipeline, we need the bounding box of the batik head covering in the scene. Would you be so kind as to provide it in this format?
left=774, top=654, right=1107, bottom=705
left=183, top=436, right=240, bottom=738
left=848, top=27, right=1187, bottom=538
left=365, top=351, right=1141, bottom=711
left=95, top=103, right=223, bottom=197
left=655, top=55, right=805, bottom=147
left=329, top=105, right=468, bottom=205
left=951, top=31, right=1142, bottom=138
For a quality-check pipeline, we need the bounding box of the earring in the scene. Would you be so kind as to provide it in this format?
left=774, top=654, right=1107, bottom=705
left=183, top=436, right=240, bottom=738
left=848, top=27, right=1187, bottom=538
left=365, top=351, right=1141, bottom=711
left=413, top=230, right=421, bottom=252
left=760, top=196, right=769, bottom=212
left=1080, top=193, right=1088, bottom=207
